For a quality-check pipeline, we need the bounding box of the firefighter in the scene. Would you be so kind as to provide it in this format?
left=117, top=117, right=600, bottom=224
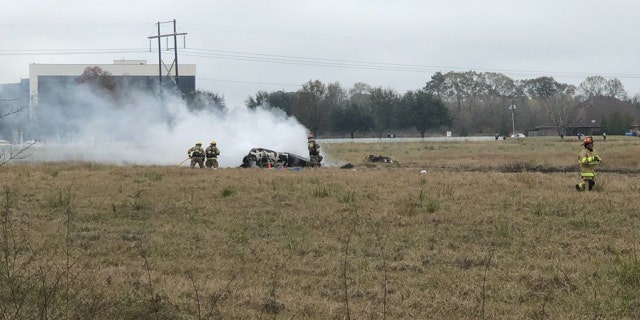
left=307, top=133, right=321, bottom=167
left=187, top=142, right=205, bottom=169
left=575, top=136, right=601, bottom=191
left=205, top=140, right=220, bottom=169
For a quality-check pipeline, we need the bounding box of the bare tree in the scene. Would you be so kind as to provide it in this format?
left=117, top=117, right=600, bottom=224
left=291, top=80, right=342, bottom=137
left=0, top=100, right=33, bottom=166
left=578, top=75, right=607, bottom=99
left=76, top=66, right=117, bottom=97
left=0, top=99, right=26, bottom=119
left=0, top=141, right=37, bottom=166
left=348, top=83, right=372, bottom=110
left=578, top=76, right=627, bottom=101
left=540, top=96, right=585, bottom=135
left=484, top=72, right=519, bottom=97
left=604, top=78, right=627, bottom=100
left=292, top=80, right=326, bottom=136
left=633, top=93, right=640, bottom=107
left=348, top=82, right=372, bottom=96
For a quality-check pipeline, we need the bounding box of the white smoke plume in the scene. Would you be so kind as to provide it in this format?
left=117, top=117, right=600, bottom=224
left=16, top=86, right=311, bottom=167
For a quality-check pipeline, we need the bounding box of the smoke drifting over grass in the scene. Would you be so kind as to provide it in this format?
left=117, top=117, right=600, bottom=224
left=20, top=86, right=310, bottom=167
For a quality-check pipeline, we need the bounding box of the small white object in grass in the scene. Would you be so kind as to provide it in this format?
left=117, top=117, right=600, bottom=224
left=420, top=169, right=427, bottom=174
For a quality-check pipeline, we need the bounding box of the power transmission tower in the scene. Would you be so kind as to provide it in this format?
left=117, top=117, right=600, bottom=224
left=148, top=19, right=187, bottom=87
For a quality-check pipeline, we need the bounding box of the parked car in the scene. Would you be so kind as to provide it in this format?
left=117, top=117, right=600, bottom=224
left=0, top=140, right=10, bottom=146
left=23, top=140, right=41, bottom=147
left=510, top=133, right=526, bottom=138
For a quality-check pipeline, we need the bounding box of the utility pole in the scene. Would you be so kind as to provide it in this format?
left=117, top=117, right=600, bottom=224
left=148, top=19, right=187, bottom=87
left=508, top=104, right=516, bottom=137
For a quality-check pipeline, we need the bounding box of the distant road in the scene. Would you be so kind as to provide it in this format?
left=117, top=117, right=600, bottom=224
left=319, top=136, right=495, bottom=143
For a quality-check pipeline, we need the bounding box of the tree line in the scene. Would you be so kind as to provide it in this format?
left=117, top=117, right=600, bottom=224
left=242, top=72, right=638, bottom=137
left=6, top=66, right=636, bottom=141
left=46, top=66, right=640, bottom=137
left=246, top=80, right=452, bottom=138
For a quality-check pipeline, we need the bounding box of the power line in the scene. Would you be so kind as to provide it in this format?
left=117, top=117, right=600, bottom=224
left=3, top=46, right=640, bottom=80
left=180, top=23, right=574, bottom=55
left=0, top=49, right=146, bottom=55
left=181, top=48, right=640, bottom=80
left=197, top=77, right=301, bottom=87
left=180, top=51, right=436, bottom=73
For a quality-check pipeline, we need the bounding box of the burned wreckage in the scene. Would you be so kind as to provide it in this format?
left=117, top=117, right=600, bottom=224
left=240, top=148, right=323, bottom=168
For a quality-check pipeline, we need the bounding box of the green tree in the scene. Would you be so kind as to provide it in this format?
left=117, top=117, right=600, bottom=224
left=424, top=72, right=447, bottom=99
left=188, top=90, right=226, bottom=112
left=324, top=82, right=348, bottom=121
left=291, top=80, right=340, bottom=137
left=521, top=76, right=573, bottom=98
left=599, top=117, right=609, bottom=134
left=369, top=87, right=399, bottom=138
left=245, top=91, right=270, bottom=110
left=403, top=90, right=451, bottom=138
left=331, top=103, right=373, bottom=138
left=246, top=90, right=295, bottom=115
left=601, top=112, right=632, bottom=135
left=267, top=91, right=295, bottom=115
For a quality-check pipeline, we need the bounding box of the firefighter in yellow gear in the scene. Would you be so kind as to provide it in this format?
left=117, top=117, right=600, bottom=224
left=307, top=133, right=320, bottom=167
left=187, top=142, right=205, bottom=169
left=205, top=140, right=220, bottom=168
left=575, top=136, right=601, bottom=191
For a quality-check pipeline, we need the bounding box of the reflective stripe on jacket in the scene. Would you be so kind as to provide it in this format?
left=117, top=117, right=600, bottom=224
left=578, top=149, right=599, bottom=177
left=188, top=147, right=205, bottom=158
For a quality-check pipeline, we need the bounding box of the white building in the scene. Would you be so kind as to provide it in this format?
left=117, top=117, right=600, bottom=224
left=28, top=59, right=196, bottom=113
left=0, top=60, right=197, bottom=143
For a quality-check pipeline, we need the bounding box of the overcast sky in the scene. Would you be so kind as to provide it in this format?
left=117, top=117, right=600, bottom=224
left=2, top=0, right=640, bottom=107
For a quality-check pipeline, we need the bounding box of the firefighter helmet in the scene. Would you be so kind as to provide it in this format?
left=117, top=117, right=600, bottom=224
left=582, top=136, right=593, bottom=145
left=196, top=141, right=202, bottom=145
left=210, top=140, right=216, bottom=145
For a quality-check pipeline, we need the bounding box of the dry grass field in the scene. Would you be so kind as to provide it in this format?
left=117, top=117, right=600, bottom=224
left=1, top=136, right=640, bottom=319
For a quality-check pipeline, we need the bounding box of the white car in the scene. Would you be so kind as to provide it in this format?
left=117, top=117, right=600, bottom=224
left=24, top=140, right=40, bottom=147
left=0, top=140, right=10, bottom=146
left=510, top=133, right=526, bottom=138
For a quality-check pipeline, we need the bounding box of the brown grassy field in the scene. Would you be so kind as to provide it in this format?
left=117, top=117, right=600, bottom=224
left=1, top=136, right=640, bottom=319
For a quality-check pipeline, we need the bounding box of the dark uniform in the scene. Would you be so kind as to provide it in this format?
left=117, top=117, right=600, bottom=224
left=576, top=136, right=601, bottom=191
left=307, top=133, right=320, bottom=167
left=187, top=142, right=205, bottom=169
left=205, top=141, right=220, bottom=169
